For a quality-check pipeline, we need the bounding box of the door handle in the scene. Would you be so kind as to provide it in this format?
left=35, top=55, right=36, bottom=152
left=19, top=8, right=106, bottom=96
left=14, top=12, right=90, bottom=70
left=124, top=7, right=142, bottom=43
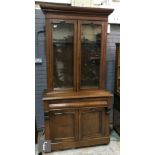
left=53, top=112, right=63, bottom=115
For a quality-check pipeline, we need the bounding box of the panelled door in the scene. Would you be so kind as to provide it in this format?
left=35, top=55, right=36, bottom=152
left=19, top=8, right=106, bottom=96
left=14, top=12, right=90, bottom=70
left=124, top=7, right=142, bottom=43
left=79, top=107, right=107, bottom=140
left=49, top=106, right=109, bottom=142
left=50, top=109, right=78, bottom=143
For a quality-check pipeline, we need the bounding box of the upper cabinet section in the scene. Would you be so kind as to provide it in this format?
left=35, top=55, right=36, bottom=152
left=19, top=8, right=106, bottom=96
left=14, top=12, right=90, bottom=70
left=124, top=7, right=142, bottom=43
left=40, top=4, right=113, bottom=92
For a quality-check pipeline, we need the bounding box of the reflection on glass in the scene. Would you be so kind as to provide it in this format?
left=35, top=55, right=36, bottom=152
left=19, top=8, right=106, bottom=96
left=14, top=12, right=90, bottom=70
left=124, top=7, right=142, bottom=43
left=81, top=23, right=101, bottom=88
left=52, top=21, right=74, bottom=89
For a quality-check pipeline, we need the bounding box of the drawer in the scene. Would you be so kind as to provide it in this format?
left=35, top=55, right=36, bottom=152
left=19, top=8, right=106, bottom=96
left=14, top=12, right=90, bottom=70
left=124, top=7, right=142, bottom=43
left=49, top=100, right=108, bottom=109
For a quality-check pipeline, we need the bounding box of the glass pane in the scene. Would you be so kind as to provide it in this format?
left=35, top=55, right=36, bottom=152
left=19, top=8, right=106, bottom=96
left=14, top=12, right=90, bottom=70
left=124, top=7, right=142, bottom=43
left=52, top=21, right=74, bottom=89
left=81, top=23, right=101, bottom=88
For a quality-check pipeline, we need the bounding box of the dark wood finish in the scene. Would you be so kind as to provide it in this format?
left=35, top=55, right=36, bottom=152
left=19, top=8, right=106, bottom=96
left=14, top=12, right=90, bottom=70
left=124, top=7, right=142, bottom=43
left=43, top=93, right=112, bottom=151
left=46, top=14, right=108, bottom=22
left=43, top=90, right=112, bottom=151
left=35, top=1, right=71, bottom=6
left=79, top=107, right=105, bottom=140
left=76, top=20, right=80, bottom=91
left=40, top=3, right=113, bottom=151
left=113, top=43, right=120, bottom=135
left=41, top=4, right=113, bottom=91
left=51, top=137, right=109, bottom=151
left=50, top=109, right=78, bottom=142
left=101, top=22, right=108, bottom=89
left=40, top=4, right=113, bottom=17
left=45, top=18, right=52, bottom=91
left=43, top=90, right=112, bottom=101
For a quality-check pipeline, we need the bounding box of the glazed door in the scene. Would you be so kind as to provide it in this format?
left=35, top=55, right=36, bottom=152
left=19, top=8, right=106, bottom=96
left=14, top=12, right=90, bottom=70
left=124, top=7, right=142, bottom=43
left=48, top=19, right=77, bottom=91
left=50, top=109, right=78, bottom=143
left=79, top=107, right=107, bottom=140
left=47, top=19, right=106, bottom=91
left=78, top=21, right=106, bottom=90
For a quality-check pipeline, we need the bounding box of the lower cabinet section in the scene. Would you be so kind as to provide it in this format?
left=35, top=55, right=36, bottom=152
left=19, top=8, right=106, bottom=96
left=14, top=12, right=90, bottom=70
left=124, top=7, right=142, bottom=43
left=44, top=100, right=111, bottom=151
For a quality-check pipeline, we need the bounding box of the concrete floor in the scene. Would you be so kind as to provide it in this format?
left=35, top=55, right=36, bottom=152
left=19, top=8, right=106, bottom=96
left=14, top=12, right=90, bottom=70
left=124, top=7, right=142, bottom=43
left=36, top=130, right=120, bottom=155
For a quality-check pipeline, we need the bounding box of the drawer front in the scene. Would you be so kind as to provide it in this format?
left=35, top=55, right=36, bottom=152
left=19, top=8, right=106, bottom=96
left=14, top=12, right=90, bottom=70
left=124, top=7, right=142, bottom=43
left=49, top=100, right=108, bottom=109
left=50, top=109, right=78, bottom=143
left=79, top=106, right=109, bottom=140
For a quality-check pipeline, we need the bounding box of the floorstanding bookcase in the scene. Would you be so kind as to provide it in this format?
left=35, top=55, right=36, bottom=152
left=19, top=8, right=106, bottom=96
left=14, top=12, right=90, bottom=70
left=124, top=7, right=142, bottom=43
left=40, top=3, right=113, bottom=151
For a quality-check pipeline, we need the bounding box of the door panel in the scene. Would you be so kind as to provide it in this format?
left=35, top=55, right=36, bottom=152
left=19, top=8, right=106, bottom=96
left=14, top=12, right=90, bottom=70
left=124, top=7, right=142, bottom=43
left=79, top=21, right=103, bottom=89
left=79, top=107, right=105, bottom=140
left=50, top=109, right=78, bottom=142
left=50, top=19, right=77, bottom=90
